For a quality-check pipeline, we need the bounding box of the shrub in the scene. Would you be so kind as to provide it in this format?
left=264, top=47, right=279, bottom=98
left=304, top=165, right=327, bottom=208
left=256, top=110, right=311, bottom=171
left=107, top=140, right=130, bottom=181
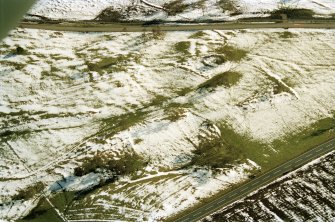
left=152, top=28, right=166, bottom=40
left=164, top=0, right=190, bottom=16
left=273, top=82, right=288, bottom=94
left=74, top=151, right=146, bottom=177
left=191, top=143, right=238, bottom=168
left=164, top=107, right=187, bottom=122
left=109, top=152, right=145, bottom=175
left=214, top=45, right=248, bottom=62
left=176, top=87, right=193, bottom=96
left=217, top=0, right=242, bottom=15
left=189, top=31, right=207, bottom=39
left=202, top=55, right=226, bottom=66
left=86, top=53, right=140, bottom=74
left=198, top=71, right=242, bottom=90
left=195, top=0, right=206, bottom=14
left=13, top=182, right=44, bottom=200
left=270, top=8, right=315, bottom=19
left=95, top=7, right=125, bottom=22
left=139, top=29, right=165, bottom=43
left=134, top=138, right=143, bottom=144
left=174, top=41, right=191, bottom=54
left=191, top=123, right=241, bottom=168
left=310, top=117, right=335, bottom=137
left=279, top=31, right=297, bottom=39
left=142, top=19, right=163, bottom=26
left=16, top=46, right=26, bottom=55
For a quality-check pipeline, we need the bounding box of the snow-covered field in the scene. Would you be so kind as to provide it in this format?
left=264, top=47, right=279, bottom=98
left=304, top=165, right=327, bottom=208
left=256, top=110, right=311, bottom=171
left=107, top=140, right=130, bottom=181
left=0, top=27, right=334, bottom=221
left=203, top=151, right=335, bottom=221
left=28, top=0, right=335, bottom=21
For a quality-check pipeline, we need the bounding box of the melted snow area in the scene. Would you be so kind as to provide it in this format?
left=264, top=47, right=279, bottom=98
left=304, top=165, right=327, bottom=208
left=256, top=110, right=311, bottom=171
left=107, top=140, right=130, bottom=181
left=29, top=0, right=335, bottom=21
left=204, top=151, right=335, bottom=221
left=0, top=28, right=334, bottom=221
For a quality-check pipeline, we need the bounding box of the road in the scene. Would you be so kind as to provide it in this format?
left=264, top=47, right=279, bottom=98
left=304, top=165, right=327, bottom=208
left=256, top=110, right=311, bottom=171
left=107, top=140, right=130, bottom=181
left=174, top=138, right=335, bottom=222
left=19, top=20, right=335, bottom=32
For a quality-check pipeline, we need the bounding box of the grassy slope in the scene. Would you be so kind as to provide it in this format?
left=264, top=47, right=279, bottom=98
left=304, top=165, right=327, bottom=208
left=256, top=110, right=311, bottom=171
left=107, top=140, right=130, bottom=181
left=3, top=29, right=335, bottom=221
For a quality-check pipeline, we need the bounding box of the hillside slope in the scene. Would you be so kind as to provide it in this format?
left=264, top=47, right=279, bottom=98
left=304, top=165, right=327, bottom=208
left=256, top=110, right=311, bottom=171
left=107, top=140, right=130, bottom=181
left=0, top=28, right=334, bottom=221
left=28, top=0, right=335, bottom=21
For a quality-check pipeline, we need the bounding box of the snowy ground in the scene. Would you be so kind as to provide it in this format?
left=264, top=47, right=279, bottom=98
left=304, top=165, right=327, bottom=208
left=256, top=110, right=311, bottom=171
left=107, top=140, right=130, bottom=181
left=0, top=28, right=334, bottom=221
left=203, top=151, right=335, bottom=222
left=28, top=0, right=335, bottom=21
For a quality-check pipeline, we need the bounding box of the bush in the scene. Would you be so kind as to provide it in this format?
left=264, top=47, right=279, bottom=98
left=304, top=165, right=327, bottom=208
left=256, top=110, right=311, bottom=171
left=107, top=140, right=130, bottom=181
left=74, top=151, right=146, bottom=177
left=134, top=138, right=143, bottom=144
left=202, top=55, right=226, bottom=66
left=217, top=0, right=242, bottom=15
left=142, top=19, right=163, bottom=26
left=109, top=152, right=145, bottom=175
left=270, top=8, right=315, bottom=19
left=164, top=0, right=190, bottom=16
left=95, top=7, right=125, bottom=22
left=279, top=31, right=297, bottom=39
left=164, top=107, right=187, bottom=122
left=214, top=45, right=248, bottom=62
left=198, top=71, right=242, bottom=90
left=191, top=143, right=238, bottom=168
left=152, top=28, right=166, bottom=40
left=191, top=123, right=241, bottom=168
left=86, top=53, right=140, bottom=74
left=189, top=31, right=207, bottom=39
left=13, top=182, right=44, bottom=200
left=195, top=0, right=206, bottom=14
left=174, top=41, right=191, bottom=54
left=16, top=46, right=26, bottom=55
left=139, top=29, right=166, bottom=43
